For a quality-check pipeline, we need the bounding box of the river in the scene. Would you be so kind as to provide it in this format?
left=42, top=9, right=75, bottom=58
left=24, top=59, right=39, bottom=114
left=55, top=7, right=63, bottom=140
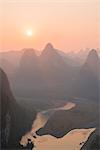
left=20, top=101, right=95, bottom=150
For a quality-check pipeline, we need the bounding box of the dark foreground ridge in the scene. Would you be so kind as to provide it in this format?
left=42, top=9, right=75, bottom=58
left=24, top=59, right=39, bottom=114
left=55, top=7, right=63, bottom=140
left=0, top=68, right=36, bottom=149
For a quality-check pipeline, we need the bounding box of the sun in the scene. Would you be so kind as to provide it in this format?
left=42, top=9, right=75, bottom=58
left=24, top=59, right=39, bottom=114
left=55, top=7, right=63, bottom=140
left=25, top=29, right=33, bottom=37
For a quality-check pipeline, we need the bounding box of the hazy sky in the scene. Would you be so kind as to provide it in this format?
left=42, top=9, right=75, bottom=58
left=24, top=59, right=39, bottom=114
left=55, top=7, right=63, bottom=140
left=0, top=0, right=100, bottom=52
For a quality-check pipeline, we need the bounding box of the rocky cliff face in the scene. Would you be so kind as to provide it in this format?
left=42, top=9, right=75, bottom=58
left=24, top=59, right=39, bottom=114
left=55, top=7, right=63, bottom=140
left=0, top=68, right=36, bottom=149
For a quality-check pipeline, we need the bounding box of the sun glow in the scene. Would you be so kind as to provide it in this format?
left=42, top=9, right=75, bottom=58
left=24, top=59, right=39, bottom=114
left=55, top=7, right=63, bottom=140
left=25, top=29, right=33, bottom=37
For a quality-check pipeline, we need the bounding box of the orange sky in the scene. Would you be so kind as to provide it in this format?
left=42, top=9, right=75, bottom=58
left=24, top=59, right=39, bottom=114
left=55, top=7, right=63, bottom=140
left=0, top=0, right=100, bottom=52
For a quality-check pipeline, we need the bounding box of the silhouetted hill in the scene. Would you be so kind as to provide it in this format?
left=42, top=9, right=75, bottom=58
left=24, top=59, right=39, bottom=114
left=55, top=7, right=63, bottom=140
left=40, top=43, right=72, bottom=88
left=84, top=49, right=100, bottom=76
left=0, top=68, right=36, bottom=149
left=14, top=49, right=42, bottom=91
left=73, top=49, right=100, bottom=100
left=41, top=43, right=67, bottom=68
left=19, top=49, right=39, bottom=75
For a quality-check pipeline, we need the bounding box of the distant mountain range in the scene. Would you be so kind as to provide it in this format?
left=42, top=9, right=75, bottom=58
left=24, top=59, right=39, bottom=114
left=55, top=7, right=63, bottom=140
left=0, top=45, right=99, bottom=69
left=0, top=44, right=100, bottom=100
left=12, top=43, right=73, bottom=94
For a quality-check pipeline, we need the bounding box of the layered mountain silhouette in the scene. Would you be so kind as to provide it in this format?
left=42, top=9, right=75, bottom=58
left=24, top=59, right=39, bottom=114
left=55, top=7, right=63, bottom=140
left=0, top=49, right=40, bottom=79
left=0, top=68, right=36, bottom=149
left=13, top=43, right=73, bottom=96
left=1, top=45, right=99, bottom=100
